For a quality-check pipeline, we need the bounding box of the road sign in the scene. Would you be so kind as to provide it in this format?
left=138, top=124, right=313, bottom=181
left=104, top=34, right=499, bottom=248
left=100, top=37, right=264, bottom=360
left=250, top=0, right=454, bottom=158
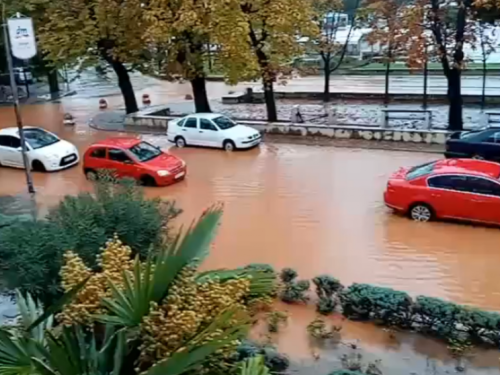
left=7, top=17, right=37, bottom=60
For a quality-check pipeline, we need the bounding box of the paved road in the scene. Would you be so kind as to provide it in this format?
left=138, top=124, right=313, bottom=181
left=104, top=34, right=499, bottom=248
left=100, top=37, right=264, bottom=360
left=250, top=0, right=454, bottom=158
left=66, top=70, right=500, bottom=101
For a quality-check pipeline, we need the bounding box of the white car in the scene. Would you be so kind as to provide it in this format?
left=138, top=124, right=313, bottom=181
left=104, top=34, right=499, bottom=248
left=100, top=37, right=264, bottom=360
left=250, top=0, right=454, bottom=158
left=0, top=127, right=79, bottom=172
left=167, top=113, right=262, bottom=151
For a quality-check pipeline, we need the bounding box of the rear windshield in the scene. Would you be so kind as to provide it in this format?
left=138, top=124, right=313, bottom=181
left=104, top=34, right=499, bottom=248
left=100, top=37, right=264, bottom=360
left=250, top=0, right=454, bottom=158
left=406, top=161, right=436, bottom=181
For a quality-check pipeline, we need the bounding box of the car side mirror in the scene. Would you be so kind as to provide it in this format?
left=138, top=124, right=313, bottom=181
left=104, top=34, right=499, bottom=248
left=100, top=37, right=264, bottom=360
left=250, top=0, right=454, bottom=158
left=16, top=147, right=22, bottom=152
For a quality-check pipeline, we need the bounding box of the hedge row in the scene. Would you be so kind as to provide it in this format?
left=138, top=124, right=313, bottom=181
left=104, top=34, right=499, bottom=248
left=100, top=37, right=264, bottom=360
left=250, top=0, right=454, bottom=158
left=339, top=283, right=500, bottom=346
left=277, top=267, right=500, bottom=347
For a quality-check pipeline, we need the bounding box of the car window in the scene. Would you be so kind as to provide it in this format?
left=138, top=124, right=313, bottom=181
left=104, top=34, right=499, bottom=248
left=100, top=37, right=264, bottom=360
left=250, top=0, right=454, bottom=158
left=23, top=128, right=59, bottom=149
left=428, top=175, right=469, bottom=191
left=212, top=116, right=237, bottom=130
left=466, top=176, right=500, bottom=196
left=184, top=118, right=198, bottom=129
left=406, top=161, right=436, bottom=181
left=108, top=148, right=132, bottom=163
left=90, top=148, right=106, bottom=158
left=129, top=141, right=162, bottom=162
left=0, top=135, right=20, bottom=148
left=200, top=119, right=218, bottom=131
left=485, top=131, right=500, bottom=143
left=177, top=118, right=186, bottom=127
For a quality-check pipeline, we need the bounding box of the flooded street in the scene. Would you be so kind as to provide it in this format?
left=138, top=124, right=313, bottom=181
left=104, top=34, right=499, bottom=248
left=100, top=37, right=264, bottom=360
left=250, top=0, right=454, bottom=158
left=1, top=83, right=500, bottom=373
left=2, top=103, right=500, bottom=312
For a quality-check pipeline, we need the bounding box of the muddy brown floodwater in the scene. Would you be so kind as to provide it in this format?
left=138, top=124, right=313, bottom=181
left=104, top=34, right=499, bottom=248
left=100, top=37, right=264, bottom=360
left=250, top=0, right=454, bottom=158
left=1, top=101, right=500, bottom=374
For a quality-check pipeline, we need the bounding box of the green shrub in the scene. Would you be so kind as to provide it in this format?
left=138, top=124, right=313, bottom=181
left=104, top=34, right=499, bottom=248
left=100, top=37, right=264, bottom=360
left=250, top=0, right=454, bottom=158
left=0, top=220, right=70, bottom=302
left=341, top=283, right=413, bottom=326
left=47, top=178, right=180, bottom=266
left=457, top=307, right=500, bottom=345
left=236, top=340, right=289, bottom=374
left=0, top=179, right=180, bottom=304
left=329, top=370, right=364, bottom=375
left=279, top=268, right=297, bottom=283
left=414, top=296, right=462, bottom=337
left=313, top=275, right=343, bottom=315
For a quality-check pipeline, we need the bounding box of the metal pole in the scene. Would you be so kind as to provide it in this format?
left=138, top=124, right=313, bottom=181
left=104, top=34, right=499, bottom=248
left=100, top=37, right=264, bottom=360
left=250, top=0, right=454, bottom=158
left=3, top=17, right=35, bottom=194
left=423, top=44, right=428, bottom=110
left=24, top=69, right=30, bottom=98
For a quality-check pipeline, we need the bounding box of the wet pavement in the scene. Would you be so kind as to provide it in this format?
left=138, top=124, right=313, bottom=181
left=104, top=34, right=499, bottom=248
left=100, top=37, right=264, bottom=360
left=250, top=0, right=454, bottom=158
left=1, top=74, right=500, bottom=373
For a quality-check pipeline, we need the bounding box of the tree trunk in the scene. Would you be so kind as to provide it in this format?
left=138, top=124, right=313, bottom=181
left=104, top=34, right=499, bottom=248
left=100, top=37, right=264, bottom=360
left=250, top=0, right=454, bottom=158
left=384, top=60, right=390, bottom=106
left=323, top=64, right=331, bottom=103
left=110, top=60, right=138, bottom=114
left=263, top=79, right=277, bottom=122
left=47, top=69, right=59, bottom=94
left=481, top=57, right=487, bottom=110
left=447, top=68, right=463, bottom=131
left=190, top=76, right=211, bottom=113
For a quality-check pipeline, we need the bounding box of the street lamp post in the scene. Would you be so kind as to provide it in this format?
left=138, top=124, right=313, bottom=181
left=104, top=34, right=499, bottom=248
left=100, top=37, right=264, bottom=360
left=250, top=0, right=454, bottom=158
left=2, top=12, right=35, bottom=194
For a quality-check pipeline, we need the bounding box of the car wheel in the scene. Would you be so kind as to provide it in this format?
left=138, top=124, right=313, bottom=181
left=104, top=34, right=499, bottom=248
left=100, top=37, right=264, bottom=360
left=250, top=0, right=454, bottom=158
left=175, top=137, right=186, bottom=148
left=409, top=204, right=433, bottom=222
left=472, top=154, right=484, bottom=160
left=32, top=160, right=46, bottom=172
left=85, top=169, right=98, bottom=181
left=223, top=140, right=236, bottom=152
left=140, top=175, right=157, bottom=187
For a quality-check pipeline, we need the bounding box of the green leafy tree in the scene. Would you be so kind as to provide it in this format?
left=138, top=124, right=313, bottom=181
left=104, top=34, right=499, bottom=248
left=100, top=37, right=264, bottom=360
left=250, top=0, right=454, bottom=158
left=26, top=0, right=149, bottom=113
left=208, top=0, right=317, bottom=122
left=146, top=0, right=212, bottom=112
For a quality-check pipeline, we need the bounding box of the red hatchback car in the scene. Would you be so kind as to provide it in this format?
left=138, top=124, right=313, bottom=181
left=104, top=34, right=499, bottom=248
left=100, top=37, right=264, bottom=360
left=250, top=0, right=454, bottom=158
left=384, top=159, right=500, bottom=225
left=83, top=137, right=186, bottom=186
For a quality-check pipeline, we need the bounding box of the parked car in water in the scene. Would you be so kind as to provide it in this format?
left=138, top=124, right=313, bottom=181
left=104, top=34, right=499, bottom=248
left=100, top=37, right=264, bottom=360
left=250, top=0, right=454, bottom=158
left=83, top=137, right=186, bottom=186
left=0, top=127, right=79, bottom=172
left=445, top=128, right=500, bottom=161
left=167, top=113, right=262, bottom=151
left=384, top=158, right=500, bottom=225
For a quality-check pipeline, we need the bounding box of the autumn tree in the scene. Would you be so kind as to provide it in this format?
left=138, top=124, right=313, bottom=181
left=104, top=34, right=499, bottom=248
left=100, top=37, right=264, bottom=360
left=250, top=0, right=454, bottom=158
left=146, top=0, right=212, bottom=112
left=27, top=0, right=148, bottom=114
left=208, top=0, right=317, bottom=122
left=363, top=0, right=413, bottom=105
left=367, top=0, right=498, bottom=130
left=312, top=0, right=361, bottom=102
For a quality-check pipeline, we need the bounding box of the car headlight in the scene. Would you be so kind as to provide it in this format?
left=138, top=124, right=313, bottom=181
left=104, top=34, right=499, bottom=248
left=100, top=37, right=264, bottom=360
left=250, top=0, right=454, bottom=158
left=181, top=160, right=186, bottom=167
left=157, top=170, right=170, bottom=177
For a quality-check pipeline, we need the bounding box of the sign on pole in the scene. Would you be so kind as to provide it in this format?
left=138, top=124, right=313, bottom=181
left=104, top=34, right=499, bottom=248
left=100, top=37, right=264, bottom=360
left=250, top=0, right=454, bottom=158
left=7, top=17, right=37, bottom=60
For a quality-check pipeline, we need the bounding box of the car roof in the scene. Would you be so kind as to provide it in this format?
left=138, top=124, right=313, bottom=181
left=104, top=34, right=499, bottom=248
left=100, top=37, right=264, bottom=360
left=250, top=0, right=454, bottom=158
left=0, top=126, right=38, bottom=136
left=431, top=158, right=500, bottom=179
left=90, top=137, right=142, bottom=148
left=184, top=113, right=224, bottom=120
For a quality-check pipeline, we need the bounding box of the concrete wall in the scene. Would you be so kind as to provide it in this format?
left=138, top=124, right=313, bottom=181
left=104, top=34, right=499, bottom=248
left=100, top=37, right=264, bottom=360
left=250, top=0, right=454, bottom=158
left=125, top=111, right=450, bottom=145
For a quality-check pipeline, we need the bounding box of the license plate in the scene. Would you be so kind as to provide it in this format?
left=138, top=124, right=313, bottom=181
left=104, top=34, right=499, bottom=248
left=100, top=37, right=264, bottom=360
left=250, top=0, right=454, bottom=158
left=63, top=155, right=76, bottom=162
left=175, top=172, right=185, bottom=179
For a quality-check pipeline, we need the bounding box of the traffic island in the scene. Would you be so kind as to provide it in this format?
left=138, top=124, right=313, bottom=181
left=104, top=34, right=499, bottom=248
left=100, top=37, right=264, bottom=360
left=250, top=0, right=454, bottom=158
left=121, top=105, right=451, bottom=147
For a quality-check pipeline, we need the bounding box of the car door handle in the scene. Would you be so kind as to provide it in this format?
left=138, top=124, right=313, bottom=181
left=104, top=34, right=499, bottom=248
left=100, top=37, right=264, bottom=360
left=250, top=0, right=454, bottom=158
left=182, top=129, right=187, bottom=131
left=199, top=131, right=203, bottom=133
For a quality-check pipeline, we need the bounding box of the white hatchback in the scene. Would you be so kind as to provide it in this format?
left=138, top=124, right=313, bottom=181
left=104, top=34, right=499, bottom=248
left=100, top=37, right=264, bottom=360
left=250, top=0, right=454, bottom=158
left=0, top=127, right=79, bottom=172
left=167, top=113, right=262, bottom=151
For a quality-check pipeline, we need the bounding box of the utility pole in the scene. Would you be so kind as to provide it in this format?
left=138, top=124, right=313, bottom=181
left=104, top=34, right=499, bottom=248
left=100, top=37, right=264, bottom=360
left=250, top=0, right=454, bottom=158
left=3, top=9, right=35, bottom=194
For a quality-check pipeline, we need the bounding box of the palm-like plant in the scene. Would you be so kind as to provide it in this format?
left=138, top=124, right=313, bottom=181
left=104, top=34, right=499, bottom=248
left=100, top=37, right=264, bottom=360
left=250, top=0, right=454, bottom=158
left=0, top=204, right=255, bottom=375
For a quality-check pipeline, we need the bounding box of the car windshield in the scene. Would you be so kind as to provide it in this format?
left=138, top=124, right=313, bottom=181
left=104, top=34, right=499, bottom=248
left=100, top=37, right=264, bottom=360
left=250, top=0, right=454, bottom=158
left=406, top=161, right=436, bottom=181
left=212, top=116, right=236, bottom=130
left=129, top=141, right=162, bottom=162
left=459, top=131, right=481, bottom=139
left=24, top=129, right=59, bottom=149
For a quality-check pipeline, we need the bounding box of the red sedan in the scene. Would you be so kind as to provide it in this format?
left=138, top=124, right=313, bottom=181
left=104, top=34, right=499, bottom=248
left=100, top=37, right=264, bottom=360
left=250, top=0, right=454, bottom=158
left=384, top=159, right=500, bottom=225
left=83, top=137, right=186, bottom=186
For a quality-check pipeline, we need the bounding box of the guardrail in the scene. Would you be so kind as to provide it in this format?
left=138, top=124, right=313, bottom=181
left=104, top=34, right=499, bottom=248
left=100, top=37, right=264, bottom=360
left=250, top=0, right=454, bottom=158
left=381, top=109, right=432, bottom=129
